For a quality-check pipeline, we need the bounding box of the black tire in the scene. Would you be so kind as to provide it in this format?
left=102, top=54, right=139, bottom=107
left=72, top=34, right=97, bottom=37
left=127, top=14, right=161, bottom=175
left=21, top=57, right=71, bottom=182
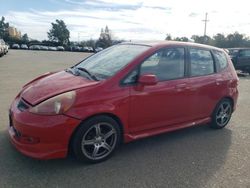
left=210, top=99, right=233, bottom=129
left=72, top=115, right=121, bottom=163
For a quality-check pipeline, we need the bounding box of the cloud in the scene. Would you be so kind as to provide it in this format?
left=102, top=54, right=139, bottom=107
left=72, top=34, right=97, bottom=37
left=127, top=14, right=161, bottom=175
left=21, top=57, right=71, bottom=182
left=3, top=0, right=250, bottom=41
left=189, top=12, right=198, bottom=17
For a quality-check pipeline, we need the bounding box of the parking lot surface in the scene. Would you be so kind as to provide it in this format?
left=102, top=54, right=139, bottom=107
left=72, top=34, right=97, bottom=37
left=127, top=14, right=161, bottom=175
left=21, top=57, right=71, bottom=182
left=0, top=50, right=250, bottom=188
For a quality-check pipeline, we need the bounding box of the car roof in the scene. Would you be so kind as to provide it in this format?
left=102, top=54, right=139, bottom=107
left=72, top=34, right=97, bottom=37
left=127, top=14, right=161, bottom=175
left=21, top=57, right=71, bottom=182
left=121, top=40, right=222, bottom=51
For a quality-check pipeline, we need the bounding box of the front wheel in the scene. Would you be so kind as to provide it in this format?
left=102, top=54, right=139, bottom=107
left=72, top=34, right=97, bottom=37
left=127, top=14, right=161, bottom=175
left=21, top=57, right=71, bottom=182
left=72, top=116, right=121, bottom=163
left=210, top=99, right=233, bottom=129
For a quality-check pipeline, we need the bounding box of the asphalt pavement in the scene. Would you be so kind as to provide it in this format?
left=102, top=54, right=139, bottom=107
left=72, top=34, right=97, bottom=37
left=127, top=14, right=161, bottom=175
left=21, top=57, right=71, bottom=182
left=0, top=50, right=250, bottom=188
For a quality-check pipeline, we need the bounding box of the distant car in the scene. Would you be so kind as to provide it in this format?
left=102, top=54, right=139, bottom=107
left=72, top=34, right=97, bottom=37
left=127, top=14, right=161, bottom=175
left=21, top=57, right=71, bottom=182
left=8, top=41, right=238, bottom=163
left=81, top=47, right=89, bottom=52
left=12, top=44, right=20, bottom=49
left=95, top=47, right=103, bottom=53
left=29, top=45, right=40, bottom=50
left=39, top=46, right=49, bottom=51
left=72, top=46, right=80, bottom=52
left=88, top=47, right=94, bottom=52
left=48, top=46, right=57, bottom=51
left=0, top=39, right=7, bottom=56
left=228, top=48, right=250, bottom=74
left=0, top=40, right=4, bottom=57
left=57, top=46, right=65, bottom=51
left=1, top=39, right=8, bottom=54
left=20, top=44, right=28, bottom=50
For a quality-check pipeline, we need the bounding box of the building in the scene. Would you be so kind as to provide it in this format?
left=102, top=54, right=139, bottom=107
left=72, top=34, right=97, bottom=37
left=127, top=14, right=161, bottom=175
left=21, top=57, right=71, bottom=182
left=8, top=26, right=21, bottom=39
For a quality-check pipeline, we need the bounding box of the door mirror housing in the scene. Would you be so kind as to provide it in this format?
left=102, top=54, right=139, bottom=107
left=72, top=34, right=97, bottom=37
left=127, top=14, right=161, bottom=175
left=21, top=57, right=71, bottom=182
left=138, top=74, right=158, bottom=85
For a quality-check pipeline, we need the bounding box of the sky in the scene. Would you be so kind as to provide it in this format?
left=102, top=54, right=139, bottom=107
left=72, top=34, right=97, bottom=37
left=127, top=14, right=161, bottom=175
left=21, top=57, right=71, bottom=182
left=1, top=0, right=250, bottom=41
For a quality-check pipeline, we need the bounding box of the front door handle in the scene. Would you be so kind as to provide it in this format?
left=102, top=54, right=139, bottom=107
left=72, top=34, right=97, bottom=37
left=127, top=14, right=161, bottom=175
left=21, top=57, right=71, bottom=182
left=175, top=83, right=187, bottom=91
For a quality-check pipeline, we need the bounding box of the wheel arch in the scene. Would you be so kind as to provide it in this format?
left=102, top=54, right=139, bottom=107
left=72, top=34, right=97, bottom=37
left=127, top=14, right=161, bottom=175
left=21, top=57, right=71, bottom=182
left=68, top=113, right=125, bottom=155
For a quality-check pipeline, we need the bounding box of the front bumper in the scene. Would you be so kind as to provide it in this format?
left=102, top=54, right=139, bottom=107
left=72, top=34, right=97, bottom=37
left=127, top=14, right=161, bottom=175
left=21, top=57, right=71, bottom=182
left=8, top=98, right=81, bottom=159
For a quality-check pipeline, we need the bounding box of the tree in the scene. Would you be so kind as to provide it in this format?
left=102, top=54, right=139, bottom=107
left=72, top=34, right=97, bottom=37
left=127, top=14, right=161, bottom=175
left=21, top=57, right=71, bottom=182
left=47, top=19, right=70, bottom=46
left=191, top=35, right=213, bottom=45
left=0, top=16, right=9, bottom=40
left=165, top=34, right=172, bottom=40
left=96, top=26, right=113, bottom=48
left=213, top=33, right=226, bottom=47
left=21, top=33, right=29, bottom=43
left=226, top=32, right=245, bottom=48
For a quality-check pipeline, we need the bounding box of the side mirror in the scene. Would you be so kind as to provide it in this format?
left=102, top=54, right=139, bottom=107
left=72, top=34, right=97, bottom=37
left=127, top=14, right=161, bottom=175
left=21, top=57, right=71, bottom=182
left=138, top=74, right=158, bottom=86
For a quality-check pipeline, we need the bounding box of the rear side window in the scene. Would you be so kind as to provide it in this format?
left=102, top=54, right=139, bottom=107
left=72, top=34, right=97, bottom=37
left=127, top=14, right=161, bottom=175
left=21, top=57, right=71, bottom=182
left=213, top=50, right=228, bottom=72
left=190, top=48, right=214, bottom=77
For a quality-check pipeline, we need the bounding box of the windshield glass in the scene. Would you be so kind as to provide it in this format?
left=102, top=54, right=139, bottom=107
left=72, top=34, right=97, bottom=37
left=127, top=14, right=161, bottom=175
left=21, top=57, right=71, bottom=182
left=75, top=44, right=150, bottom=80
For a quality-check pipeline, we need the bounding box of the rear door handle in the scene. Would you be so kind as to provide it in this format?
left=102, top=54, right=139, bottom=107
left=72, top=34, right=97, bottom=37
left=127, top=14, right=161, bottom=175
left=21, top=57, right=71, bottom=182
left=216, top=78, right=223, bottom=86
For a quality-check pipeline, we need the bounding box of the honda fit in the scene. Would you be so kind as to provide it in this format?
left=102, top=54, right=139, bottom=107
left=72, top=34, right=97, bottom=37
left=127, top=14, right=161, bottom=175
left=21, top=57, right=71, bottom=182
left=8, top=41, right=239, bottom=163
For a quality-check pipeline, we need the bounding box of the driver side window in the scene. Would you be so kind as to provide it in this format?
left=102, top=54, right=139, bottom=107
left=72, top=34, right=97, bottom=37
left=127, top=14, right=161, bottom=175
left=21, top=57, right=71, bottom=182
left=140, top=48, right=185, bottom=81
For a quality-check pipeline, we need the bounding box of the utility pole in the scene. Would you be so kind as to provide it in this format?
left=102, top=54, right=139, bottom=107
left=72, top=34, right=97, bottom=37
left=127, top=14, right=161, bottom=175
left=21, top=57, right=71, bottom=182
left=202, top=13, right=209, bottom=36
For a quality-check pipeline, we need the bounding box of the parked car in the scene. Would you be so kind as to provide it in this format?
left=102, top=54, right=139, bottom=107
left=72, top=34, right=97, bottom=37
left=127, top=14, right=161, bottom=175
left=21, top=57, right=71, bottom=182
left=8, top=41, right=239, bottom=163
left=72, top=46, right=80, bottom=52
left=48, top=46, right=57, bottom=51
left=12, top=44, right=20, bottom=49
left=29, top=45, right=40, bottom=50
left=39, top=46, right=49, bottom=51
left=0, top=39, right=5, bottom=56
left=57, top=46, right=65, bottom=51
left=80, top=47, right=89, bottom=52
left=20, top=44, right=28, bottom=50
left=228, top=48, right=250, bottom=74
left=95, top=47, right=103, bottom=53
left=0, top=39, right=8, bottom=55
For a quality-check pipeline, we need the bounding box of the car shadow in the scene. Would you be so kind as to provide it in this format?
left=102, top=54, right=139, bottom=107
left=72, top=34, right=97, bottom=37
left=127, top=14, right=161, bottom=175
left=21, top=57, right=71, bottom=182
left=0, top=124, right=232, bottom=187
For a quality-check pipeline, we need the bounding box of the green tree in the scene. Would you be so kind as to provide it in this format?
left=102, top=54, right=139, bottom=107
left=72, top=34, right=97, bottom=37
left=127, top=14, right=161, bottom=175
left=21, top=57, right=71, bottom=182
left=226, top=32, right=245, bottom=48
left=165, top=34, right=172, bottom=40
left=213, top=33, right=226, bottom=47
left=0, top=16, right=9, bottom=40
left=47, top=19, right=70, bottom=46
left=191, top=35, right=213, bottom=45
left=21, top=33, right=29, bottom=43
left=96, top=26, right=112, bottom=48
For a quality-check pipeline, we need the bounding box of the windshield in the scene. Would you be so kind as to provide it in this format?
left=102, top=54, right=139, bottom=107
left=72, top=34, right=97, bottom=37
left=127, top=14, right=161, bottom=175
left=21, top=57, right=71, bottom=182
left=75, top=44, right=150, bottom=80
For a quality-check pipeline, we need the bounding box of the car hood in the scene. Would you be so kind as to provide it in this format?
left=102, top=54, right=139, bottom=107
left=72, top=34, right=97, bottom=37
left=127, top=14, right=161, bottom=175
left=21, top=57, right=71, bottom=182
left=21, top=71, right=99, bottom=105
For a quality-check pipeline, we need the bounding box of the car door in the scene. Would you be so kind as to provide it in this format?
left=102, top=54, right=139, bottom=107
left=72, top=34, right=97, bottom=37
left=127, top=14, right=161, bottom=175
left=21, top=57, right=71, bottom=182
left=128, top=47, right=192, bottom=133
left=187, top=48, right=219, bottom=120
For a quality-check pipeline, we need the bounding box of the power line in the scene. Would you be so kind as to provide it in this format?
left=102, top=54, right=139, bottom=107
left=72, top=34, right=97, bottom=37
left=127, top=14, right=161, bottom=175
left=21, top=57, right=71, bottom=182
left=202, top=13, right=209, bottom=36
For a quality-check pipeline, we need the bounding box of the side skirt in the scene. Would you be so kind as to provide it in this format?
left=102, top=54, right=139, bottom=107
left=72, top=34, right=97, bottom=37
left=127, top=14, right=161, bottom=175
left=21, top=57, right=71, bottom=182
left=124, top=117, right=211, bottom=143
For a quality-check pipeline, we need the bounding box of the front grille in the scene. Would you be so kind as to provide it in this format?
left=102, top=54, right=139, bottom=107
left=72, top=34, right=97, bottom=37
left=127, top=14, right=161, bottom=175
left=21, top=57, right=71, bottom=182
left=17, top=99, right=29, bottom=111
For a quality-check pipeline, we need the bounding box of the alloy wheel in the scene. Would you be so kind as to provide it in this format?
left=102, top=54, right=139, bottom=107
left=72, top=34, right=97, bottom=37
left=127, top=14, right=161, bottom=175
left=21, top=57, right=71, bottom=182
left=81, top=122, right=117, bottom=160
left=215, top=101, right=232, bottom=127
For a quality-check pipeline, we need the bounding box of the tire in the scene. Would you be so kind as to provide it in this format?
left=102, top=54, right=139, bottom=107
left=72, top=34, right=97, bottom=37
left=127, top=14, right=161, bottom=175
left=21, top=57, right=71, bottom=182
left=72, top=115, right=121, bottom=163
left=210, top=99, right=233, bottom=129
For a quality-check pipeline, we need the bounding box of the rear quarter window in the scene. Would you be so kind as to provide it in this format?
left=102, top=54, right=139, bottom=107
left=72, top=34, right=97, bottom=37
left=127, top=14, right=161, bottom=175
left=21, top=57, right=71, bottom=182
left=213, top=50, right=228, bottom=72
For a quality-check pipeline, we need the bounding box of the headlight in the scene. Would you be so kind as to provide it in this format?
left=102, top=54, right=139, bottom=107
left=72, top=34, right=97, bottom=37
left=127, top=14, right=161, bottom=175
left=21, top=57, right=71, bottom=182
left=29, top=91, right=76, bottom=115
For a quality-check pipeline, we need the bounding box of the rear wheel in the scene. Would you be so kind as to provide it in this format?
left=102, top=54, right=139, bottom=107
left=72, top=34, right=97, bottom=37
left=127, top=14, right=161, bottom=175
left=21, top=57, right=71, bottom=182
left=72, top=115, right=121, bottom=163
left=210, top=99, right=232, bottom=129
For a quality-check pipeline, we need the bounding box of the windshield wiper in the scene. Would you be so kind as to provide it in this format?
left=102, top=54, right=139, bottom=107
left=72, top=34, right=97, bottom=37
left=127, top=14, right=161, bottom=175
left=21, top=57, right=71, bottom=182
left=65, top=68, right=75, bottom=75
left=75, top=67, right=99, bottom=81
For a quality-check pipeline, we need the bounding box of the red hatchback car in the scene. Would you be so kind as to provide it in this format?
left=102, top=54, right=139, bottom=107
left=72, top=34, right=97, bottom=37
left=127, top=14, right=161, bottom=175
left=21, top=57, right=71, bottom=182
left=9, top=41, right=238, bottom=163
